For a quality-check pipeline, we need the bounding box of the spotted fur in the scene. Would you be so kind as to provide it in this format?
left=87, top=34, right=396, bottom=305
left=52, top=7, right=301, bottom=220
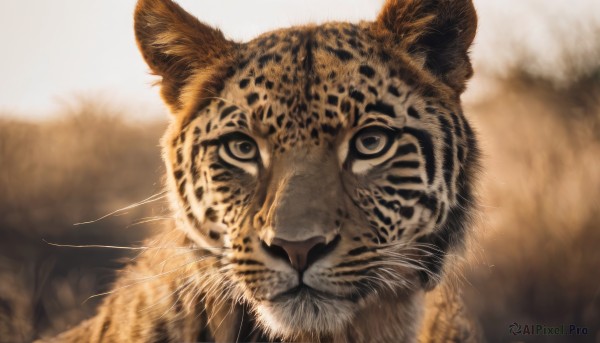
left=40, top=0, right=480, bottom=342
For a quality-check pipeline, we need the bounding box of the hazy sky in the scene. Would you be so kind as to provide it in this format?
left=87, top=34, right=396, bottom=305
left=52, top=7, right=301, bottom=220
left=1, top=0, right=598, bottom=119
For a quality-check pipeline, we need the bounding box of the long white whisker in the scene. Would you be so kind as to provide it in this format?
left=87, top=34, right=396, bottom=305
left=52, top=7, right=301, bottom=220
left=74, top=191, right=167, bottom=226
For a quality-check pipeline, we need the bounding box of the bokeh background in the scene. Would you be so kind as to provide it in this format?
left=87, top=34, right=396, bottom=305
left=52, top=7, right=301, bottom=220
left=1, top=0, right=599, bottom=342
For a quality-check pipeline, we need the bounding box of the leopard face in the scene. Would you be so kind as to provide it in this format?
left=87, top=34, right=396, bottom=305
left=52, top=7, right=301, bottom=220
left=135, top=0, right=478, bottom=339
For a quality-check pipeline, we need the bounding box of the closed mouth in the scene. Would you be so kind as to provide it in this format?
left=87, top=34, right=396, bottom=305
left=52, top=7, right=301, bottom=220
left=271, top=283, right=333, bottom=302
left=270, top=282, right=363, bottom=304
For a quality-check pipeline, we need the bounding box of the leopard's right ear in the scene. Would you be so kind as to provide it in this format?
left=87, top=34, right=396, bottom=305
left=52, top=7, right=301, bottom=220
left=134, top=0, right=234, bottom=111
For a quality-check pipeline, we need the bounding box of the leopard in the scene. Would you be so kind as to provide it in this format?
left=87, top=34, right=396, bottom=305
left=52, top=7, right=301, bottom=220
left=38, top=0, right=480, bottom=341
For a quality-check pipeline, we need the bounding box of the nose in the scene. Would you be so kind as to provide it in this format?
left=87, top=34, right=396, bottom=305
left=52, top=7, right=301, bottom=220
left=262, top=235, right=340, bottom=272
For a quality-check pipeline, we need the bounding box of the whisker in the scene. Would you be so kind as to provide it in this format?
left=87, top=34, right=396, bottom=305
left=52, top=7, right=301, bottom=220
left=83, top=257, right=216, bottom=303
left=44, top=240, right=207, bottom=252
left=74, top=191, right=167, bottom=226
left=126, top=215, right=174, bottom=228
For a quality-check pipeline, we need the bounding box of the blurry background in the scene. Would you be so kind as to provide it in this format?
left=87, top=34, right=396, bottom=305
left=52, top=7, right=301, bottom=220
left=0, top=0, right=599, bottom=342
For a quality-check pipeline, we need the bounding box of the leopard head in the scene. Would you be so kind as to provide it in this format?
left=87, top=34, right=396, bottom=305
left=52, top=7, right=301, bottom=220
left=135, top=0, right=478, bottom=339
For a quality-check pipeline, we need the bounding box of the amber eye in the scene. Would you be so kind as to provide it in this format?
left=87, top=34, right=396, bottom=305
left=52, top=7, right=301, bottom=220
left=352, top=127, right=394, bottom=159
left=224, top=134, right=258, bottom=162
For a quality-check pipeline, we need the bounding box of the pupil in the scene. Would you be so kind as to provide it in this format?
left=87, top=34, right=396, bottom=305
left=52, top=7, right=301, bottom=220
left=363, top=136, right=380, bottom=150
left=239, top=142, right=252, bottom=154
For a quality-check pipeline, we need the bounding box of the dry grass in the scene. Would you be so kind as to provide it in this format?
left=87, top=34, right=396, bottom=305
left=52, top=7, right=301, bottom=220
left=463, top=76, right=600, bottom=342
left=0, top=77, right=599, bottom=342
left=0, top=99, right=167, bottom=342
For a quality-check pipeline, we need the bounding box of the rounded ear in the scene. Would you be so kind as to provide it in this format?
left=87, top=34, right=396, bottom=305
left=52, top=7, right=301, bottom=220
left=134, top=0, right=234, bottom=111
left=372, top=0, right=477, bottom=94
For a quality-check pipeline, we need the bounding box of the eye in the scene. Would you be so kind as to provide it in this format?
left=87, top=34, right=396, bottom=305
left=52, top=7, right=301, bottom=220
left=224, top=134, right=259, bottom=162
left=352, top=127, right=394, bottom=159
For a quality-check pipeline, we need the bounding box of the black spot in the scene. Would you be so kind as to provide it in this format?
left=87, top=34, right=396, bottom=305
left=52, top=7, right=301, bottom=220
left=327, top=95, right=339, bottom=106
left=176, top=149, right=183, bottom=164
left=407, top=106, right=421, bottom=119
left=350, top=91, right=365, bottom=103
left=255, top=75, right=265, bottom=85
left=220, top=105, right=238, bottom=120
left=373, top=207, right=392, bottom=225
left=239, top=79, right=250, bottom=89
left=379, top=50, right=392, bottom=62
left=367, top=86, right=379, bottom=96
left=326, top=47, right=353, bottom=61
left=216, top=186, right=230, bottom=193
left=246, top=93, right=260, bottom=106
left=195, top=187, right=204, bottom=199
left=325, top=110, right=337, bottom=119
left=320, top=124, right=339, bottom=135
left=173, top=170, right=184, bottom=180
left=311, top=128, right=319, bottom=139
left=276, top=114, right=285, bottom=127
left=365, top=101, right=395, bottom=117
left=265, top=80, right=274, bottom=89
left=425, top=107, right=436, bottom=114
left=399, top=207, right=414, bottom=219
left=209, top=230, right=221, bottom=240
left=359, top=65, right=376, bottom=78
left=258, top=53, right=282, bottom=67
left=340, top=100, right=351, bottom=113
left=205, top=208, right=218, bottom=222
left=387, top=86, right=401, bottom=96
left=178, top=180, right=187, bottom=195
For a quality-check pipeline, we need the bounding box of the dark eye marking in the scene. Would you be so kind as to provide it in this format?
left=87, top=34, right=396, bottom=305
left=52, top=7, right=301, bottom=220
left=404, top=127, right=435, bottom=185
left=365, top=101, right=396, bottom=118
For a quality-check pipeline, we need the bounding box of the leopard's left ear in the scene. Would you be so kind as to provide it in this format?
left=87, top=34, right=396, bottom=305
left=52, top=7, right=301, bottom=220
left=373, top=0, right=477, bottom=94
left=134, top=0, right=234, bottom=111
